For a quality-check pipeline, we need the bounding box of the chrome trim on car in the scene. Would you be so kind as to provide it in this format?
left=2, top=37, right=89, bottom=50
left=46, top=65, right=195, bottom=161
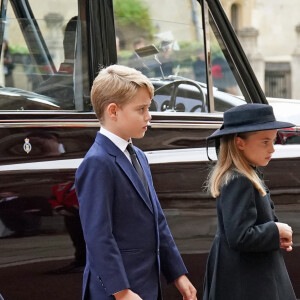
left=150, top=112, right=223, bottom=118
left=0, top=158, right=83, bottom=172
left=0, top=121, right=100, bottom=128
left=203, top=0, right=215, bottom=112
left=0, top=145, right=299, bottom=172
left=150, top=122, right=221, bottom=129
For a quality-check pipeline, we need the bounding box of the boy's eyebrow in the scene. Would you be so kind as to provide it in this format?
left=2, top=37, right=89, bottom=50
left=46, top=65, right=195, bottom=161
left=136, top=102, right=152, bottom=107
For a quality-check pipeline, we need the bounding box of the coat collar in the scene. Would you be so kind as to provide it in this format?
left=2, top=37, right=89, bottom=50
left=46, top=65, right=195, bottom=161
left=95, top=132, right=153, bottom=213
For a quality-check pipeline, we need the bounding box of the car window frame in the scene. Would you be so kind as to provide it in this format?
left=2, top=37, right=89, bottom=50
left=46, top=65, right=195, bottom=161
left=206, top=0, right=267, bottom=105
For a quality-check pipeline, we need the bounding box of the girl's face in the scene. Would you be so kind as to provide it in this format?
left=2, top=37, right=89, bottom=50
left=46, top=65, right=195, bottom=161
left=235, top=129, right=277, bottom=167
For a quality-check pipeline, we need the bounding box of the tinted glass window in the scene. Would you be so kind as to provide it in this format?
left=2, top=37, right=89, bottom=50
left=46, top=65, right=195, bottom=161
left=114, top=0, right=244, bottom=114
left=153, top=81, right=207, bottom=113
left=0, top=0, right=83, bottom=111
left=114, top=0, right=209, bottom=112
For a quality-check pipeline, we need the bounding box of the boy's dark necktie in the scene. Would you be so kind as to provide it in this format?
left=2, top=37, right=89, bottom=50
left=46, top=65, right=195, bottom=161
left=126, top=143, right=149, bottom=194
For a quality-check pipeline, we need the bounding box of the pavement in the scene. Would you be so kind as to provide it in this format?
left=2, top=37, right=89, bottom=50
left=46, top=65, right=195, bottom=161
left=0, top=259, right=83, bottom=300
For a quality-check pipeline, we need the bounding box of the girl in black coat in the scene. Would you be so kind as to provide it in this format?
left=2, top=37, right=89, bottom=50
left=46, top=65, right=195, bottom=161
left=203, top=104, right=296, bottom=300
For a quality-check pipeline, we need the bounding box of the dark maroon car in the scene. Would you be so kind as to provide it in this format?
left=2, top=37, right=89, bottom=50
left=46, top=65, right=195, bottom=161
left=0, top=1, right=299, bottom=299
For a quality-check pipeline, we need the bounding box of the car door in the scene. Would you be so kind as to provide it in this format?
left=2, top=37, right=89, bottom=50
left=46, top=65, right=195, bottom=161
left=0, top=0, right=99, bottom=299
left=0, top=0, right=299, bottom=299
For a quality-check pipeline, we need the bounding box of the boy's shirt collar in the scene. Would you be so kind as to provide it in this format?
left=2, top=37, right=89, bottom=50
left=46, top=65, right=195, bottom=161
left=100, top=127, right=132, bottom=160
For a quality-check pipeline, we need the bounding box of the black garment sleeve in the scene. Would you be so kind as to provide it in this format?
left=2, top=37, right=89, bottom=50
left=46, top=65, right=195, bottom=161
left=220, top=175, right=280, bottom=252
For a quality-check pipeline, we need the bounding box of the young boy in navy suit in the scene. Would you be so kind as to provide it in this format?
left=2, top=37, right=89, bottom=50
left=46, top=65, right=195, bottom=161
left=75, top=65, right=197, bottom=300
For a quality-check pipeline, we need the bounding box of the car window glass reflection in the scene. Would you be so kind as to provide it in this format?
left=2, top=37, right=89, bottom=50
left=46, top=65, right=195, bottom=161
left=114, top=1, right=210, bottom=113
left=0, top=0, right=79, bottom=111
left=209, top=30, right=242, bottom=97
left=114, top=0, right=245, bottom=114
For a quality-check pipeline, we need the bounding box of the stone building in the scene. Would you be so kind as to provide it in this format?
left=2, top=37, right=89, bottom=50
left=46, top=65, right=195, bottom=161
left=220, top=0, right=300, bottom=100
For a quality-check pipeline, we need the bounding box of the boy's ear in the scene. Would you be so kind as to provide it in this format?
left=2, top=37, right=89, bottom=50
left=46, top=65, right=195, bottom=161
left=106, top=103, right=119, bottom=120
left=235, top=136, right=245, bottom=150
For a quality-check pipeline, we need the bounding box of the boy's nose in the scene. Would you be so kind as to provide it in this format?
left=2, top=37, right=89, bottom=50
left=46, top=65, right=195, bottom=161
left=269, top=143, right=275, bottom=153
left=146, top=110, right=152, bottom=121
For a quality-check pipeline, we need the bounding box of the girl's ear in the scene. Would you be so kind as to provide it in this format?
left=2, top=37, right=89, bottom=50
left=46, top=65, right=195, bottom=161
left=106, top=103, right=119, bottom=120
left=235, top=136, right=245, bottom=150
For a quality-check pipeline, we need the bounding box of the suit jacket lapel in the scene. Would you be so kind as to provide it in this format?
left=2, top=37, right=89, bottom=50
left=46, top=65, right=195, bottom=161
left=116, top=155, right=153, bottom=213
left=96, top=133, right=153, bottom=214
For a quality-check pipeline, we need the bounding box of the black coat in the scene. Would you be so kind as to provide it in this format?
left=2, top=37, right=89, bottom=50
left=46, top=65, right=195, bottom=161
left=203, top=172, right=296, bottom=300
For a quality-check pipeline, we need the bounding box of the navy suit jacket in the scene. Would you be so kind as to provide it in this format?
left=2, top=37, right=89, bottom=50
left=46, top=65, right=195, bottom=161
left=75, top=132, right=187, bottom=300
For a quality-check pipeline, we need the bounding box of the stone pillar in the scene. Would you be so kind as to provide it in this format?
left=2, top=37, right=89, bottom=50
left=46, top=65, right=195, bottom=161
left=237, top=27, right=265, bottom=91
left=44, top=13, right=64, bottom=68
left=291, top=24, right=300, bottom=100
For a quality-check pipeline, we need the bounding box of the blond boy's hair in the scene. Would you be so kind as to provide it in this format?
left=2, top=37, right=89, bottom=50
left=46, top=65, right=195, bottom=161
left=207, top=133, right=266, bottom=198
left=91, top=65, right=154, bottom=123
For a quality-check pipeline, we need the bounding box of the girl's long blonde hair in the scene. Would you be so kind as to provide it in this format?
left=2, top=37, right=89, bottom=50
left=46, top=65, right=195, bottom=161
left=207, top=133, right=266, bottom=198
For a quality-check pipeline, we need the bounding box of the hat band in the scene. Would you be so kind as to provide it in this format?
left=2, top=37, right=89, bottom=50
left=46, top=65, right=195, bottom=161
left=224, top=114, right=275, bottom=129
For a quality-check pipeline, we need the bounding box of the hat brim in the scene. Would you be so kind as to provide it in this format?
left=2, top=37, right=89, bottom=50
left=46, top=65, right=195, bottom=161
left=207, top=120, right=295, bottom=140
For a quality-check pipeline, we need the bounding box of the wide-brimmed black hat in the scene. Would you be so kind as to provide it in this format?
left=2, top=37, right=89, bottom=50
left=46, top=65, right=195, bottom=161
left=207, top=103, right=295, bottom=140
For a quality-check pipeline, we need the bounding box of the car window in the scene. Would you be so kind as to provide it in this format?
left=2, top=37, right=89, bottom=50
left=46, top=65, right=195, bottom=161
left=114, top=0, right=244, bottom=114
left=210, top=40, right=241, bottom=97
left=153, top=81, right=207, bottom=113
left=0, top=0, right=84, bottom=111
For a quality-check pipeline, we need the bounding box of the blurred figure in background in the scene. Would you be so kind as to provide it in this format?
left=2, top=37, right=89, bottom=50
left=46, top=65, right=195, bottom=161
left=193, top=47, right=206, bottom=83
left=128, top=37, right=150, bottom=76
left=211, top=56, right=239, bottom=95
left=154, top=40, right=174, bottom=77
left=48, top=182, right=86, bottom=274
left=35, top=16, right=77, bottom=109
left=3, top=40, right=15, bottom=87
